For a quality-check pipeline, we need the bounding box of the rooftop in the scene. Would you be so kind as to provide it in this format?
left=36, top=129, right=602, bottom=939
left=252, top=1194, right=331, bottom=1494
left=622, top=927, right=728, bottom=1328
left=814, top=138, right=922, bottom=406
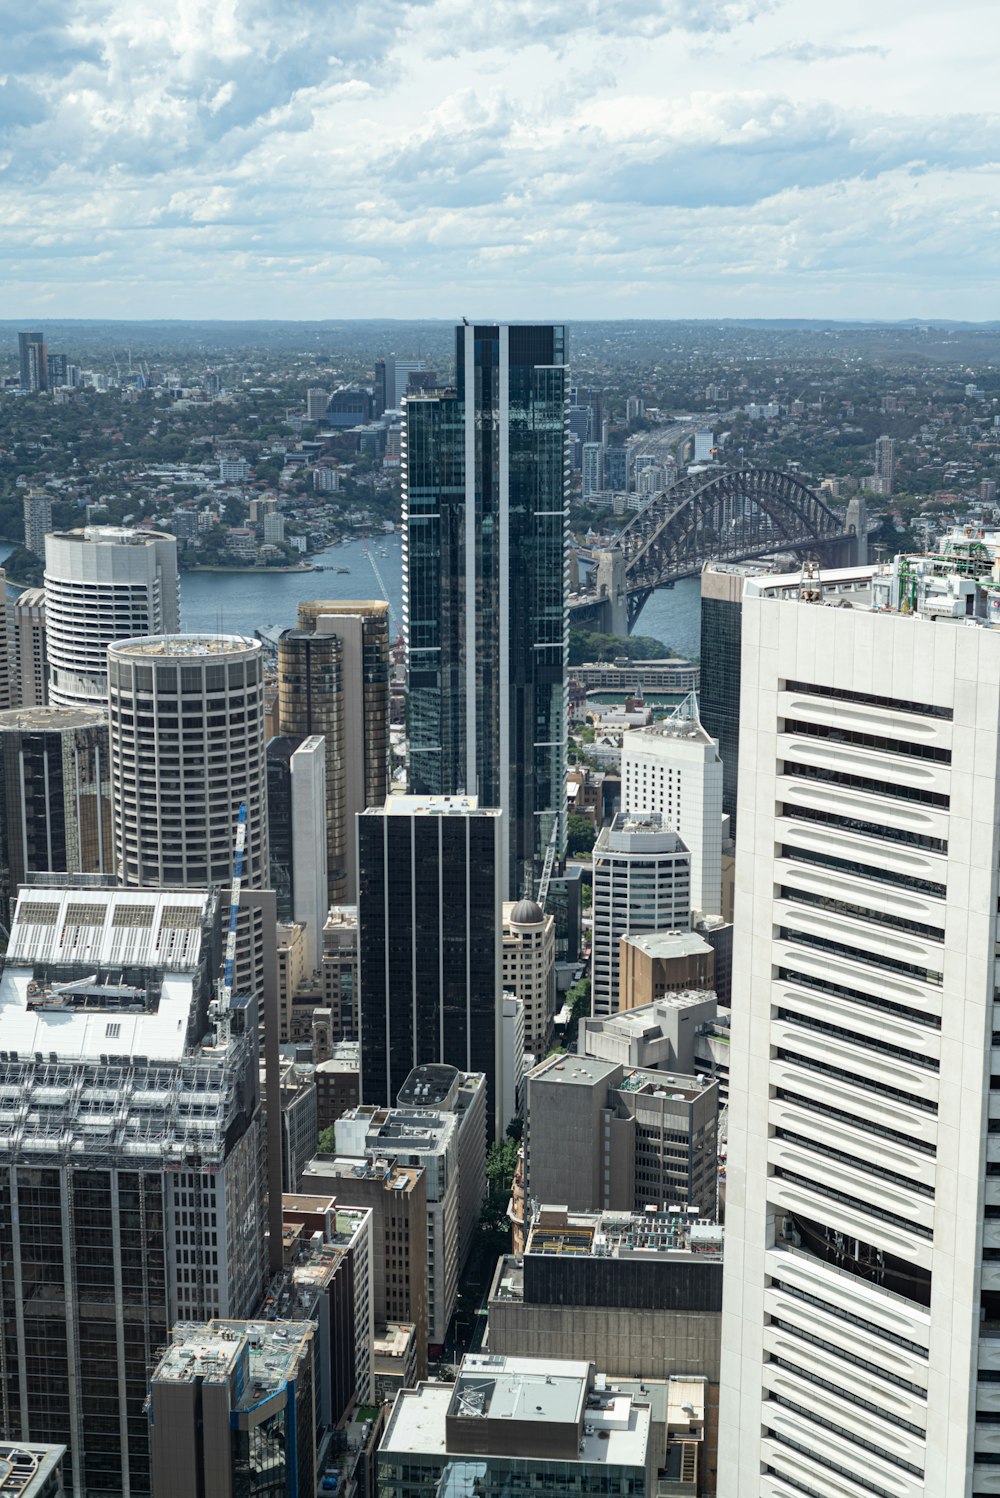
left=0, top=1443, right=65, bottom=1495
left=301, top=1154, right=423, bottom=1194
left=0, top=706, right=107, bottom=733
left=528, top=1054, right=620, bottom=1088
left=525, top=1206, right=723, bottom=1262
left=620, top=932, right=713, bottom=962
left=108, top=633, right=259, bottom=658
left=52, top=525, right=175, bottom=547
left=376, top=794, right=498, bottom=818
left=154, top=1320, right=313, bottom=1399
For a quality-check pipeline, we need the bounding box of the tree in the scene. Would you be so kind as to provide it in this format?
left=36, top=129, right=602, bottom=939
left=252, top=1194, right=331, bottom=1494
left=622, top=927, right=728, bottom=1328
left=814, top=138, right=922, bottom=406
left=568, top=630, right=672, bottom=666
left=317, top=1126, right=336, bottom=1154
left=567, top=814, right=596, bottom=856
left=480, top=1137, right=519, bottom=1237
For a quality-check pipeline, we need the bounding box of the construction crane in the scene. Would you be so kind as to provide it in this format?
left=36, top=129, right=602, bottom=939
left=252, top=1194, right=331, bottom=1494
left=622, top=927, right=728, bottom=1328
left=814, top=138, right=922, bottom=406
left=536, top=816, right=562, bottom=909
left=213, top=803, right=248, bottom=1036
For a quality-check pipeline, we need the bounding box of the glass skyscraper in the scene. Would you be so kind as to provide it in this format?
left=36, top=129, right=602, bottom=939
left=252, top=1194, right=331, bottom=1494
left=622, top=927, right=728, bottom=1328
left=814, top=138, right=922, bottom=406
left=403, top=323, right=569, bottom=897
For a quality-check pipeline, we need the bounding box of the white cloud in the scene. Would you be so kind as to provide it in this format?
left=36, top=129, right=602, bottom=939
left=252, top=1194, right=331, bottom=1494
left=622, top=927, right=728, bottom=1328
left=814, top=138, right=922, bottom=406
left=0, top=0, right=996, bottom=316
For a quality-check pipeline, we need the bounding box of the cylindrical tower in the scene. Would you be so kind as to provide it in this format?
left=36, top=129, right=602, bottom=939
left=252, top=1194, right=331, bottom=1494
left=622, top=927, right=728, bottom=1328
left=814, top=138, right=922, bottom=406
left=108, top=634, right=268, bottom=890
left=44, top=526, right=180, bottom=708
left=0, top=705, right=112, bottom=904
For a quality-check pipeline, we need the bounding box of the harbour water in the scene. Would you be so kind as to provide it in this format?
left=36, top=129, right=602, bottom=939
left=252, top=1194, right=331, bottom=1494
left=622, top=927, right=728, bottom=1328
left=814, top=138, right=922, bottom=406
left=0, top=534, right=703, bottom=660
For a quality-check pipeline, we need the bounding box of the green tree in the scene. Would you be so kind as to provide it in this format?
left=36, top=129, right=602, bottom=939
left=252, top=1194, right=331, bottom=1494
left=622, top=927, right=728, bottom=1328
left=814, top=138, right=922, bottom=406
left=480, top=1137, right=519, bottom=1237
left=567, top=814, right=596, bottom=855
left=568, top=630, right=672, bottom=666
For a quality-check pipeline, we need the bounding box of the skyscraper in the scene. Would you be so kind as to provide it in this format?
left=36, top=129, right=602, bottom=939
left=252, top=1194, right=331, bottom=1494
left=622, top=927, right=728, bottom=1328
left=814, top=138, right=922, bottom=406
left=720, top=556, right=1000, bottom=1495
left=44, top=527, right=180, bottom=708
left=591, top=812, right=691, bottom=1018
left=0, top=705, right=113, bottom=906
left=357, top=795, right=503, bottom=1135
left=875, top=432, right=897, bottom=495
left=22, top=489, right=53, bottom=559
left=278, top=600, right=389, bottom=904
left=621, top=695, right=724, bottom=917
left=17, top=330, right=47, bottom=392
left=404, top=323, right=569, bottom=896
left=12, top=587, right=47, bottom=707
left=0, top=885, right=266, bottom=1497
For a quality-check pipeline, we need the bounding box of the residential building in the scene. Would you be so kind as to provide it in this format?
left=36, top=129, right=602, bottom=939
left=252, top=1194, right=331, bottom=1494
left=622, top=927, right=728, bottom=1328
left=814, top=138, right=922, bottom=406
left=719, top=555, right=1000, bottom=1496
left=618, top=931, right=715, bottom=1011
left=403, top=323, right=568, bottom=896
left=17, top=331, right=47, bottom=392
left=306, top=387, right=330, bottom=420
left=217, top=455, right=249, bottom=482
left=278, top=600, right=389, bottom=905
left=149, top=1320, right=316, bottom=1498
left=300, top=1155, right=429, bottom=1379
left=0, top=1444, right=66, bottom=1497
left=488, top=1204, right=723, bottom=1382
left=336, top=1107, right=461, bottom=1347
left=262, top=510, right=286, bottom=545
left=377, top=1354, right=655, bottom=1498
left=43, top=527, right=179, bottom=708
left=0, top=886, right=267, bottom=1497
left=591, top=813, right=692, bottom=1018
left=357, top=796, right=503, bottom=1136
left=501, top=898, right=556, bottom=1059
left=22, top=489, right=53, bottom=559
left=874, top=432, right=897, bottom=494
left=570, top=659, right=699, bottom=693
left=621, top=696, right=724, bottom=917
left=0, top=706, right=113, bottom=907
left=12, top=587, right=47, bottom=706
left=582, top=440, right=605, bottom=500
left=525, top=1055, right=719, bottom=1219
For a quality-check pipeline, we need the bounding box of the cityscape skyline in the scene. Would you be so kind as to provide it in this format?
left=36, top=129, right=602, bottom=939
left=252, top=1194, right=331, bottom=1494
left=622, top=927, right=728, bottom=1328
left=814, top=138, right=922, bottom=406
left=1, top=0, right=996, bottom=320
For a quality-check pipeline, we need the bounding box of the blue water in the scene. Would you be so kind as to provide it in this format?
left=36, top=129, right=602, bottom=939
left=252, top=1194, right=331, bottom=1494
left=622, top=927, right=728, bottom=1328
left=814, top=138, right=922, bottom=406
left=1, top=532, right=703, bottom=660
left=179, top=532, right=405, bottom=638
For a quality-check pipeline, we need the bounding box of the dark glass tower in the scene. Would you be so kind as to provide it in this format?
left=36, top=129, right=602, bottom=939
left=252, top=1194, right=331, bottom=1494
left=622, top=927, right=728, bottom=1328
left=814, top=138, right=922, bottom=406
left=358, top=797, right=503, bottom=1136
left=404, top=323, right=569, bottom=897
left=699, top=564, right=748, bottom=832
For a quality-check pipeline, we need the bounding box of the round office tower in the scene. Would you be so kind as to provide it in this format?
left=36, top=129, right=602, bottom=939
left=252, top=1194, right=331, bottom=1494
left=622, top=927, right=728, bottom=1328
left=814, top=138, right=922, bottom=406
left=108, top=635, right=268, bottom=890
left=44, top=527, right=180, bottom=708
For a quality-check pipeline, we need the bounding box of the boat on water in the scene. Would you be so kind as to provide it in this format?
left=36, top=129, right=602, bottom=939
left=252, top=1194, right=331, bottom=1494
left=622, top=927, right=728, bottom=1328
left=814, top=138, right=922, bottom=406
left=337, top=566, right=351, bottom=574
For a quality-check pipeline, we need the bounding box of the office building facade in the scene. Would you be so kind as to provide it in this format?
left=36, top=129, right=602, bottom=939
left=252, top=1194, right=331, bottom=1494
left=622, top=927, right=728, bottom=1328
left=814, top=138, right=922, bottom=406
left=404, top=323, right=569, bottom=896
left=501, top=898, right=556, bottom=1060
left=44, top=527, right=179, bottom=708
left=591, top=813, right=691, bottom=1018
left=266, top=733, right=328, bottom=970
left=0, top=886, right=267, bottom=1498
left=358, top=796, right=504, bottom=1135
left=0, top=706, right=113, bottom=906
left=720, top=557, right=1000, bottom=1497
left=278, top=600, right=389, bottom=905
left=621, top=697, right=724, bottom=917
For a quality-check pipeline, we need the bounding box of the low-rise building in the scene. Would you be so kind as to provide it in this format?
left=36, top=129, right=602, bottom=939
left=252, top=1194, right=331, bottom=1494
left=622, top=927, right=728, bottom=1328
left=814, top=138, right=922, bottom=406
left=373, top=1324, right=417, bottom=1404
left=0, top=1444, right=65, bottom=1497
left=377, top=1354, right=655, bottom=1498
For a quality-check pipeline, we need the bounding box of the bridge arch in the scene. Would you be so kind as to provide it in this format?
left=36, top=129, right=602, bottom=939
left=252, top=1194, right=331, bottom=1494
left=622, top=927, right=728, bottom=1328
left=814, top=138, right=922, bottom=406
left=606, top=467, right=851, bottom=628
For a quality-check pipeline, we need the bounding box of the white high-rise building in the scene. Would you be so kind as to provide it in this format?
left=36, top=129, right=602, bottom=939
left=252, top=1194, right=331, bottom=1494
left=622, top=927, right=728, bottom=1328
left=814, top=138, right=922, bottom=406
left=720, top=556, right=1000, bottom=1497
left=290, top=733, right=328, bottom=971
left=591, top=812, right=691, bottom=1018
left=582, top=441, right=605, bottom=500
left=875, top=433, right=897, bottom=496
left=44, top=526, right=179, bottom=707
left=621, top=695, right=724, bottom=917
left=22, top=488, right=53, bottom=559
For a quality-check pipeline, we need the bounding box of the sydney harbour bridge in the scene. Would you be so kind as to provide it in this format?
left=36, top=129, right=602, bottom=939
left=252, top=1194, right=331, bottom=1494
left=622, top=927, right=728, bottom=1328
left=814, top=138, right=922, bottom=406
left=569, top=465, right=866, bottom=633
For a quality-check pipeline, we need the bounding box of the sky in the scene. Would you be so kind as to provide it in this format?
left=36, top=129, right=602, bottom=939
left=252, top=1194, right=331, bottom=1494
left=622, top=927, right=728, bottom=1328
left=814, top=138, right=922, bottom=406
left=1, top=0, right=998, bottom=320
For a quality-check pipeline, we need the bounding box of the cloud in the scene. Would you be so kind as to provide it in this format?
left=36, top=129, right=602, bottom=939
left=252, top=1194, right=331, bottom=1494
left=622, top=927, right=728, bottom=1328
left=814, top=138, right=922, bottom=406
left=0, top=0, right=996, bottom=317
left=761, top=41, right=888, bottom=62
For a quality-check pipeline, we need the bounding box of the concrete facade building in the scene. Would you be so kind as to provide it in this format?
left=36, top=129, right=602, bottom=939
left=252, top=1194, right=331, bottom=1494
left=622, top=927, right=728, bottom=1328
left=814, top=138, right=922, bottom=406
left=0, top=706, right=113, bottom=907
left=267, top=733, right=328, bottom=971
left=525, top=1056, right=719, bottom=1219
left=378, top=1354, right=655, bottom=1498
left=322, top=905, right=359, bottom=1041
left=336, top=1107, right=461, bottom=1348
left=618, top=931, right=715, bottom=1011
left=279, top=600, right=389, bottom=906
left=396, top=1064, right=488, bottom=1276
left=580, top=991, right=718, bottom=1075
left=22, top=490, right=53, bottom=560
left=875, top=432, right=897, bottom=495
left=501, top=898, right=556, bottom=1060
left=720, top=556, right=1000, bottom=1497
left=44, top=527, right=179, bottom=708
left=591, top=813, right=692, bottom=1018
left=0, top=885, right=267, bottom=1497
left=358, top=796, right=503, bottom=1136
left=300, top=1155, right=429, bottom=1380
left=0, top=1444, right=66, bottom=1497
left=621, top=697, right=724, bottom=917
left=488, top=1204, right=723, bottom=1382
left=12, top=587, right=47, bottom=707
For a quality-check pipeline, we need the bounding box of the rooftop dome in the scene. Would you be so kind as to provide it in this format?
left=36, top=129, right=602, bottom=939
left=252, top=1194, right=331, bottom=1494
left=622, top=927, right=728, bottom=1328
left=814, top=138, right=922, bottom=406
left=509, top=898, right=544, bottom=926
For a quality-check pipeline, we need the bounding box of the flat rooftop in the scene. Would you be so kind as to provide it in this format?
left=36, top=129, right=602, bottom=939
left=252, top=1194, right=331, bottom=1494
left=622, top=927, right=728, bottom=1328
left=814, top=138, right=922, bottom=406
left=0, top=1443, right=65, bottom=1494
left=451, top=1356, right=588, bottom=1425
left=526, top=1207, right=724, bottom=1262
left=109, top=633, right=258, bottom=657
left=621, top=932, right=713, bottom=961
left=377, top=794, right=498, bottom=817
left=155, top=1320, right=313, bottom=1403
left=528, top=1054, right=620, bottom=1087
left=0, top=706, right=107, bottom=732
